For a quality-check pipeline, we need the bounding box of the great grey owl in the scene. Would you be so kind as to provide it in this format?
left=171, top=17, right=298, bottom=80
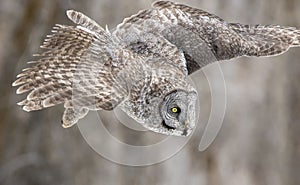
left=12, top=1, right=300, bottom=136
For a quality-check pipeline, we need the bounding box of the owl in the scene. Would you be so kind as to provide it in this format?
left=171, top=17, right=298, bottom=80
left=12, top=1, right=300, bottom=136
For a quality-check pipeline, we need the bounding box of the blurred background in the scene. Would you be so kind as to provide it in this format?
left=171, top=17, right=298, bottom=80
left=1, top=0, right=300, bottom=184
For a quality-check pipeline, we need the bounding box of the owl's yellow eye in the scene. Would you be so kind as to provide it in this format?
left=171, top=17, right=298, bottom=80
left=171, top=107, right=179, bottom=113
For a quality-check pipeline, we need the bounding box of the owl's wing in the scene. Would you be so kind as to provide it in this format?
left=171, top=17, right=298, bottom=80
left=115, top=0, right=300, bottom=75
left=13, top=11, right=128, bottom=127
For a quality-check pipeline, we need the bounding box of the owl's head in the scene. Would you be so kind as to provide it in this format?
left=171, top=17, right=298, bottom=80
left=119, top=60, right=198, bottom=136
left=158, top=89, right=197, bottom=136
left=121, top=85, right=198, bottom=137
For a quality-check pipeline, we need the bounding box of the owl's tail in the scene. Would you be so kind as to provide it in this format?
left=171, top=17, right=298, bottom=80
left=229, top=23, right=300, bottom=57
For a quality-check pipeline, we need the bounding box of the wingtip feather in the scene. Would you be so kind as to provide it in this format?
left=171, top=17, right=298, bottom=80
left=16, top=85, right=30, bottom=94
left=66, top=10, right=76, bottom=21
left=12, top=80, right=19, bottom=87
left=17, top=100, right=31, bottom=112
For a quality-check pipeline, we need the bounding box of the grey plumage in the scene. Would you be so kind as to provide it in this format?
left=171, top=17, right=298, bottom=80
left=12, top=1, right=300, bottom=136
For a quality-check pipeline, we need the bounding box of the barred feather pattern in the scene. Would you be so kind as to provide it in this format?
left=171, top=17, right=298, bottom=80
left=12, top=1, right=300, bottom=134
left=229, top=23, right=300, bottom=56
left=116, top=1, right=300, bottom=73
left=13, top=14, right=129, bottom=127
left=13, top=25, right=94, bottom=110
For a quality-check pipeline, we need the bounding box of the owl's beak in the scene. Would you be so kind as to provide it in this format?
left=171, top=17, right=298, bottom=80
left=181, top=122, right=193, bottom=136
left=182, top=128, right=188, bottom=136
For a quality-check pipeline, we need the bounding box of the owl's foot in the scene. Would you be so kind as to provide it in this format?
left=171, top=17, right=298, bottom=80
left=61, top=107, right=89, bottom=128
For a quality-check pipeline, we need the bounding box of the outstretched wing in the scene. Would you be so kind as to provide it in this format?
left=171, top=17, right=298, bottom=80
left=228, top=23, right=300, bottom=56
left=115, top=0, right=300, bottom=74
left=13, top=10, right=128, bottom=127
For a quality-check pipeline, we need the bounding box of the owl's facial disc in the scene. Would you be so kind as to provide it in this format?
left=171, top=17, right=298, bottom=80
left=159, top=89, right=197, bottom=136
